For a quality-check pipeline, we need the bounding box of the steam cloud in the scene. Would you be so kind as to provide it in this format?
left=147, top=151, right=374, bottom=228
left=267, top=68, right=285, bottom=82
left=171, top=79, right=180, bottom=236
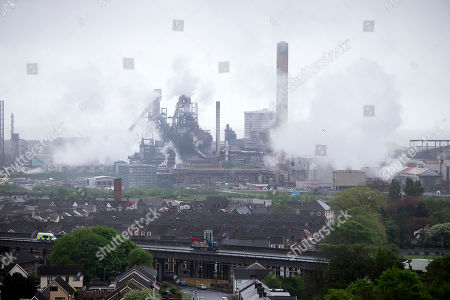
left=270, top=58, right=402, bottom=170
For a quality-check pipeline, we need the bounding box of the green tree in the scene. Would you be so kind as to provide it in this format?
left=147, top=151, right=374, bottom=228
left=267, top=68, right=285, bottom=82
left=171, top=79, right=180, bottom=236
left=384, top=219, right=400, bottom=249
left=375, top=267, right=431, bottom=300
left=424, top=254, right=450, bottom=299
left=424, top=198, right=450, bottom=224
left=425, top=223, right=450, bottom=250
left=327, top=207, right=386, bottom=246
left=0, top=273, right=36, bottom=300
left=372, top=247, right=402, bottom=279
left=324, top=289, right=353, bottom=300
left=50, top=226, right=137, bottom=282
left=327, top=220, right=377, bottom=245
left=414, top=180, right=425, bottom=196
left=388, top=179, right=402, bottom=202
left=404, top=178, right=424, bottom=197
left=169, top=287, right=181, bottom=295
left=124, top=289, right=161, bottom=300
left=322, top=244, right=375, bottom=289
left=263, top=274, right=304, bottom=298
left=280, top=276, right=304, bottom=297
left=264, top=274, right=283, bottom=289
left=160, top=281, right=170, bottom=292
left=346, top=279, right=377, bottom=300
left=127, top=248, right=154, bottom=268
left=329, top=187, right=386, bottom=214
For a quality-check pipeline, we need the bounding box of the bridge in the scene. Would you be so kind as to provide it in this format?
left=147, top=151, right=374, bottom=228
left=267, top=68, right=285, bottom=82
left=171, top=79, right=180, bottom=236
left=0, top=237, right=328, bottom=281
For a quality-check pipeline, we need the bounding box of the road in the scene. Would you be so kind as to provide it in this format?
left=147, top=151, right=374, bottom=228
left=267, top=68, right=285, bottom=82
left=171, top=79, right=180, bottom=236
left=137, top=244, right=328, bottom=264
left=0, top=237, right=329, bottom=264
left=181, top=286, right=231, bottom=300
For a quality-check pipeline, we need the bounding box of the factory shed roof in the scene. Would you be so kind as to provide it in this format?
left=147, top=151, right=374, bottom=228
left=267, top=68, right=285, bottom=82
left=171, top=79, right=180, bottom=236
left=399, top=167, right=440, bottom=176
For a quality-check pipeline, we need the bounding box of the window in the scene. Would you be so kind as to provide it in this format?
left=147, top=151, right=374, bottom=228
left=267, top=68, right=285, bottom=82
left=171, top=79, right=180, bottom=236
left=50, top=286, right=58, bottom=291
left=65, top=276, right=69, bottom=282
left=74, top=274, right=80, bottom=281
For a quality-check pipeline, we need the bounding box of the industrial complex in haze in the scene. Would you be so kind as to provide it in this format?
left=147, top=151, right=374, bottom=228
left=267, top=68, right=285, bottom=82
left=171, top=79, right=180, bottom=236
left=1, top=40, right=450, bottom=195
left=1, top=2, right=450, bottom=299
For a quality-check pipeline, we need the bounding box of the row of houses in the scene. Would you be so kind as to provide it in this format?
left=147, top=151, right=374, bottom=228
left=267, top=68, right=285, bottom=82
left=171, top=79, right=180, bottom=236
left=3, top=261, right=158, bottom=300
left=4, top=256, right=296, bottom=299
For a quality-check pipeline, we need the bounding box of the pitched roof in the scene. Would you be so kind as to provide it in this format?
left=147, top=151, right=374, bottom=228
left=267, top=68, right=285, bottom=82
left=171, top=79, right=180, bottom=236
left=105, top=280, right=142, bottom=300
left=116, top=265, right=157, bottom=285
left=31, top=291, right=47, bottom=300
left=399, top=167, right=440, bottom=176
left=38, top=265, right=84, bottom=276
left=233, top=268, right=270, bottom=280
left=41, top=276, right=76, bottom=296
left=299, top=199, right=330, bottom=211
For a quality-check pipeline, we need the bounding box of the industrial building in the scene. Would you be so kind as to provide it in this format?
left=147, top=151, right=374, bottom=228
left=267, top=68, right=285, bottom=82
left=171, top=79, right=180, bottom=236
left=276, top=41, right=288, bottom=127
left=87, top=176, right=115, bottom=189
left=397, top=167, right=441, bottom=193
left=332, top=170, right=366, bottom=190
left=119, top=164, right=157, bottom=188
left=244, top=109, right=275, bottom=139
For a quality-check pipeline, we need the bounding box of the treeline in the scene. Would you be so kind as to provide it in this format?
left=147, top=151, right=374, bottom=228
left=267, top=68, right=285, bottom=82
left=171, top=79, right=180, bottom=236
left=24, top=185, right=320, bottom=203
left=313, top=186, right=450, bottom=299
left=266, top=186, right=449, bottom=299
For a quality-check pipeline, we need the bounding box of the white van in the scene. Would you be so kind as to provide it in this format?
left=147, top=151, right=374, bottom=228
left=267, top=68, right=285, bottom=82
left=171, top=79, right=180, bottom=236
left=36, top=232, right=57, bottom=241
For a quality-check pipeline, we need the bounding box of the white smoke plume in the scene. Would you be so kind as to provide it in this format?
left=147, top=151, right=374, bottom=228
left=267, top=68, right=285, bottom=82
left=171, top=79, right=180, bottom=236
left=270, top=58, right=402, bottom=170
left=167, top=56, right=215, bottom=104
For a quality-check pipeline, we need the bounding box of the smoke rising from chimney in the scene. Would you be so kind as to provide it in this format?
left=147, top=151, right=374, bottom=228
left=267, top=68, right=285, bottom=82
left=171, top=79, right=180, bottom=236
left=269, top=58, right=402, bottom=170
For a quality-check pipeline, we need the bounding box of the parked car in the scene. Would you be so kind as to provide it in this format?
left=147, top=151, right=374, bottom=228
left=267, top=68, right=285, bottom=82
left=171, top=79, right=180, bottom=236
left=178, top=280, right=187, bottom=286
left=197, top=283, right=208, bottom=290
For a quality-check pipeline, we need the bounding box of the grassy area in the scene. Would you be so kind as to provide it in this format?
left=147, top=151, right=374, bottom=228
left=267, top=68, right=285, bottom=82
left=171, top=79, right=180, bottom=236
left=1, top=179, right=324, bottom=204
left=219, top=189, right=323, bottom=203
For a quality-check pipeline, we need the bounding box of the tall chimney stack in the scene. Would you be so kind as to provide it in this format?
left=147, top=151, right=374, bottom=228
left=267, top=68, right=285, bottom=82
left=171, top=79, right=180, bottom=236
left=216, top=101, right=220, bottom=157
left=276, top=41, right=288, bottom=127
left=114, top=178, right=122, bottom=202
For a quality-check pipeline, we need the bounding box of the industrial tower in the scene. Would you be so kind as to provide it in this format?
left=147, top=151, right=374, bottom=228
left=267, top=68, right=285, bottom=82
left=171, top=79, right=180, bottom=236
left=276, top=41, right=289, bottom=127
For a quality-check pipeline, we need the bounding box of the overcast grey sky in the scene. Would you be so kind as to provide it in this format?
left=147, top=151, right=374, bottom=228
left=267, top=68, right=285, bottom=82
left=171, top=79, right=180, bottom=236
left=1, top=0, right=449, bottom=165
